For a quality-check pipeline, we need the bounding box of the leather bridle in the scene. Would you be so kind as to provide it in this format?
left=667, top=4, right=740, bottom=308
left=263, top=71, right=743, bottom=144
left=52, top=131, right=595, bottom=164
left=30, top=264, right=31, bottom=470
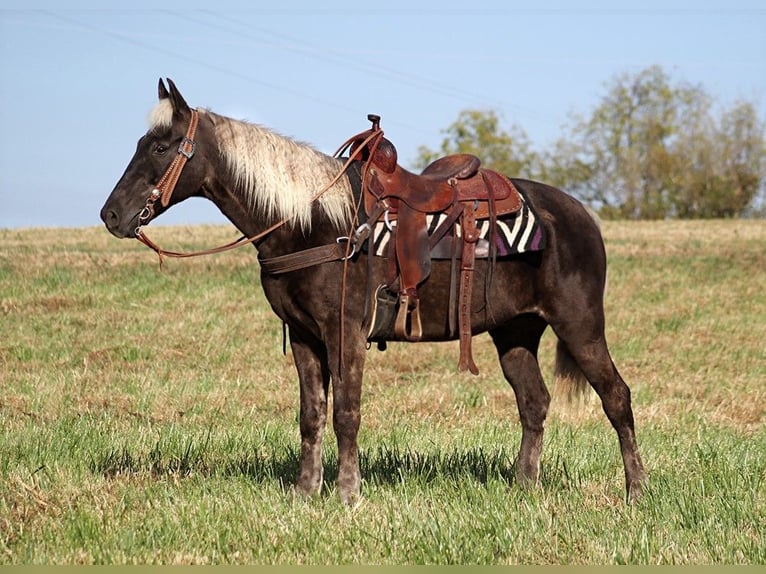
left=133, top=110, right=385, bottom=267
left=136, top=108, right=199, bottom=233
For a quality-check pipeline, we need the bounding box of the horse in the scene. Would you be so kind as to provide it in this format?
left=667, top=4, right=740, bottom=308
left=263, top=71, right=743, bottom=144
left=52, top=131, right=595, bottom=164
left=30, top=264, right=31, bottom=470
left=100, top=79, right=647, bottom=504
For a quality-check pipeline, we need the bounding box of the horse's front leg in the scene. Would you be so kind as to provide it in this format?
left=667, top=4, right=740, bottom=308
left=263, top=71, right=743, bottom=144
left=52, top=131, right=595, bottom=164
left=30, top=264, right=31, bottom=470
left=329, top=332, right=367, bottom=505
left=289, top=331, right=331, bottom=498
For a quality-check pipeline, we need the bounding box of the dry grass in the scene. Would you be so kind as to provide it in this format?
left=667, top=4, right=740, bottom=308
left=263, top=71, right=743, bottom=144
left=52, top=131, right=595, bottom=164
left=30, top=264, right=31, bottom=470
left=1, top=219, right=764, bottom=564
left=2, top=219, right=764, bottom=434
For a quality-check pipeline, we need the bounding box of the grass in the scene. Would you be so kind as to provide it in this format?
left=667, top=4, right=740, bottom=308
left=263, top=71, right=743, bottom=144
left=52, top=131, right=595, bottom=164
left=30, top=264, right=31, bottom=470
left=1, top=220, right=764, bottom=564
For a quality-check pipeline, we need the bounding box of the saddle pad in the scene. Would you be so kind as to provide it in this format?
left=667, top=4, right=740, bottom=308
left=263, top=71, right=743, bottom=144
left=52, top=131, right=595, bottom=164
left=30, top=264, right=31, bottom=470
left=370, top=192, right=546, bottom=258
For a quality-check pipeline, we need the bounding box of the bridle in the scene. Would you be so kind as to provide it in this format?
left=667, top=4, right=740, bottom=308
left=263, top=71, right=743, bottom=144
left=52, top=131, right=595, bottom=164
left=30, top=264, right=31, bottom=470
left=136, top=108, right=199, bottom=233
left=133, top=108, right=386, bottom=267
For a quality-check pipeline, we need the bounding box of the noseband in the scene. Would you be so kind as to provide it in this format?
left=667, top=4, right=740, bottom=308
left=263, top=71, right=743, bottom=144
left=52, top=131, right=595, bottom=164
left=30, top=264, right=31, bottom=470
left=136, top=108, right=200, bottom=232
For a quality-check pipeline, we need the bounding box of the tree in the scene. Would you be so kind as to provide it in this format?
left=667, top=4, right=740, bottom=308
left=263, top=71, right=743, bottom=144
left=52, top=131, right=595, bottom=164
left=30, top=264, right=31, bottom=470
left=419, top=66, right=766, bottom=219
left=413, top=109, right=542, bottom=180
left=549, top=65, right=766, bottom=219
left=671, top=101, right=766, bottom=218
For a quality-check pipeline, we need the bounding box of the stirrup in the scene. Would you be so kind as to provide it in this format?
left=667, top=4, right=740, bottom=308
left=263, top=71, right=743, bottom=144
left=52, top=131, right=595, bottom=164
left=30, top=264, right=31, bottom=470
left=366, top=284, right=398, bottom=341
left=394, top=293, right=423, bottom=342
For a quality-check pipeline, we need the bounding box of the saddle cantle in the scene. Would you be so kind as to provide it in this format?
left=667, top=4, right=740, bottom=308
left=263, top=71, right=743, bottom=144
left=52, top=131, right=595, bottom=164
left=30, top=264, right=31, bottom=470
left=355, top=114, right=522, bottom=375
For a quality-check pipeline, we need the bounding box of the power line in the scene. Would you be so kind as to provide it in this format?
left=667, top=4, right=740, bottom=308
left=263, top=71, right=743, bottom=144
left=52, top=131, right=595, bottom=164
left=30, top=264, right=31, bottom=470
left=159, top=9, right=556, bottom=135
left=196, top=10, right=508, bottom=109
left=35, top=10, right=405, bottom=127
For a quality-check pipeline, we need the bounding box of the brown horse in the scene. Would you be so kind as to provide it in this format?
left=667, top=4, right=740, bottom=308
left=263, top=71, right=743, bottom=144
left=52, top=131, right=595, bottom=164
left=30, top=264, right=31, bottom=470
left=100, top=79, right=647, bottom=503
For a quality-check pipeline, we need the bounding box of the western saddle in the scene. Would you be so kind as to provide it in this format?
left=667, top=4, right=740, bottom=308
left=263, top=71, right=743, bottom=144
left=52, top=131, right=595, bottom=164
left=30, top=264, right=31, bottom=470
left=351, top=115, right=522, bottom=374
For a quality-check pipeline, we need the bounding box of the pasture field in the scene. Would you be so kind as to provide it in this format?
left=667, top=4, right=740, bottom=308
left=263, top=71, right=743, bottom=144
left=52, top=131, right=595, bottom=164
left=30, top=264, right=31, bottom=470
left=1, top=220, right=764, bottom=564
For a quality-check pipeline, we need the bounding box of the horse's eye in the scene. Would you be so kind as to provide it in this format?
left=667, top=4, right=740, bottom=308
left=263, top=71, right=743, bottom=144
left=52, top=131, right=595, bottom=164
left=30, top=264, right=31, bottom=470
left=154, top=143, right=169, bottom=155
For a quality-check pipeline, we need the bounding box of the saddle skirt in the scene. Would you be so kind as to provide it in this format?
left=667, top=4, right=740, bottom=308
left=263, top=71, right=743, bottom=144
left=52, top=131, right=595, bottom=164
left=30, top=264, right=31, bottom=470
left=369, top=192, right=545, bottom=260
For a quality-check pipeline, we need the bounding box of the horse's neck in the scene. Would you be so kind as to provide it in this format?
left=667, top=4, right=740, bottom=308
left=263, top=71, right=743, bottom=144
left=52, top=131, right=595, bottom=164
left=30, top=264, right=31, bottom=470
left=207, top=114, right=355, bottom=239
left=205, top=160, right=358, bottom=259
left=202, top=177, right=263, bottom=240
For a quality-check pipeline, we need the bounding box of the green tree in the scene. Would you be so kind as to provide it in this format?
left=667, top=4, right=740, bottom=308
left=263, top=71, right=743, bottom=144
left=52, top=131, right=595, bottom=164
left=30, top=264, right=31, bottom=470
left=415, top=66, right=765, bottom=219
left=413, top=109, right=541, bottom=179
left=550, top=65, right=766, bottom=219
left=670, top=100, right=766, bottom=218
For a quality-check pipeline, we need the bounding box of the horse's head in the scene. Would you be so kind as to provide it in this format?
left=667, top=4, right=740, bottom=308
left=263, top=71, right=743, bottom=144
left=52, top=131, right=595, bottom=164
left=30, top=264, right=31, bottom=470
left=101, top=79, right=209, bottom=238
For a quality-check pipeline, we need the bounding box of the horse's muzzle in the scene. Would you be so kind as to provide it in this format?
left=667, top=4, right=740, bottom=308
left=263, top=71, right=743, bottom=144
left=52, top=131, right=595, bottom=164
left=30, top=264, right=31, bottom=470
left=100, top=206, right=138, bottom=239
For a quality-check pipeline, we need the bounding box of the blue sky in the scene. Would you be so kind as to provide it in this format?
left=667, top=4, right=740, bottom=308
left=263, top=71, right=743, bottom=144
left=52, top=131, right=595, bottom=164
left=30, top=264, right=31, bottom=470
left=1, top=0, right=764, bottom=228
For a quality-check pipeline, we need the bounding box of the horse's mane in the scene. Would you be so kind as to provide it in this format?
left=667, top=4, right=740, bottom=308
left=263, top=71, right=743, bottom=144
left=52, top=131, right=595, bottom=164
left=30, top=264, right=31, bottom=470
left=148, top=102, right=354, bottom=231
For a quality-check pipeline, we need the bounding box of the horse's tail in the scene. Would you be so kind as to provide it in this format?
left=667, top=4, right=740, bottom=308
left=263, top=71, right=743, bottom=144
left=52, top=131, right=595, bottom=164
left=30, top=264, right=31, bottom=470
left=555, top=204, right=604, bottom=402
left=554, top=339, right=590, bottom=401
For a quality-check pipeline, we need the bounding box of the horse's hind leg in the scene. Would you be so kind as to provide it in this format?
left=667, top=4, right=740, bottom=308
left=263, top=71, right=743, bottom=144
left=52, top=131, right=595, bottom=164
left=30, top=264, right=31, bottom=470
left=553, top=320, right=647, bottom=500
left=490, top=316, right=550, bottom=488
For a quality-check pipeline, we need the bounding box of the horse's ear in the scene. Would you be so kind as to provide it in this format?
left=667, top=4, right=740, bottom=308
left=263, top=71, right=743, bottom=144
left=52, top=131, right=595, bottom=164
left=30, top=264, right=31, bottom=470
left=165, top=78, right=191, bottom=118
left=158, top=78, right=170, bottom=101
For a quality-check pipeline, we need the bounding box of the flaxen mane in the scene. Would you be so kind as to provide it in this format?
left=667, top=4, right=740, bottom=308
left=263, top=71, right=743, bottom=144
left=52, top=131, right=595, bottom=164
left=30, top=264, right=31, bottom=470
left=147, top=101, right=354, bottom=231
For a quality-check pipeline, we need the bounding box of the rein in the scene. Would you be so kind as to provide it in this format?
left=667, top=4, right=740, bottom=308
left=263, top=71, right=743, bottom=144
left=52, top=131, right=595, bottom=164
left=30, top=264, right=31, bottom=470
left=134, top=111, right=385, bottom=267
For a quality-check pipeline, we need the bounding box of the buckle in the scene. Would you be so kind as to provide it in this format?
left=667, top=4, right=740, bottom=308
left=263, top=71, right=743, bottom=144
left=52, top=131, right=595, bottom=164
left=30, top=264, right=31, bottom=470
left=336, top=236, right=356, bottom=261
left=178, top=137, right=196, bottom=159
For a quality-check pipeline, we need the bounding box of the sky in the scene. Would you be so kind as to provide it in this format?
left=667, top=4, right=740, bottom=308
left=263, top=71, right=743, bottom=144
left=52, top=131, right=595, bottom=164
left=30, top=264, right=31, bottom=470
left=1, top=0, right=764, bottom=229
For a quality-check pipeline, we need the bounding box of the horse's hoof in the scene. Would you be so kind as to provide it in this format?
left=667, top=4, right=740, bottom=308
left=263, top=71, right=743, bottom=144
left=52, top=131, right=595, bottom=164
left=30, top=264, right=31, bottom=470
left=293, top=481, right=321, bottom=499
left=626, top=475, right=648, bottom=503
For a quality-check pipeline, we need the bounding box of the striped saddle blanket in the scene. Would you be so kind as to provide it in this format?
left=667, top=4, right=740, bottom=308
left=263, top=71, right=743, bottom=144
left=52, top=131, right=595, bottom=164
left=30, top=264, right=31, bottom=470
left=370, top=192, right=546, bottom=259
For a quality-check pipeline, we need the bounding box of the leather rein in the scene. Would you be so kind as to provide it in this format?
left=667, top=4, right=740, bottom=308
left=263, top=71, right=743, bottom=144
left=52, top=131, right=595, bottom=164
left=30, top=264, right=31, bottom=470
left=134, top=108, right=386, bottom=268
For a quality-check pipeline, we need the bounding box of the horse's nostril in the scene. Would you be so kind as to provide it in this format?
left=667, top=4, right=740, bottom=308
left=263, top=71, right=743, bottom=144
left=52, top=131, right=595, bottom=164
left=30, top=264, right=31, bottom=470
left=102, top=209, right=119, bottom=227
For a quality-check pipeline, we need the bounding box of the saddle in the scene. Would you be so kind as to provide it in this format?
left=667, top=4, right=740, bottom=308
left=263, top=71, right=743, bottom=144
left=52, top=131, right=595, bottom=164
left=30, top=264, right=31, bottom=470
left=352, top=115, right=522, bottom=375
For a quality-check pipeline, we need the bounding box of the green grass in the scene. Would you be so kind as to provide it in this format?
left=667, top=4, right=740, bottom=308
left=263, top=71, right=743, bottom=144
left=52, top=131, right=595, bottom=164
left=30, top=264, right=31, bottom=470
left=1, top=220, right=764, bottom=564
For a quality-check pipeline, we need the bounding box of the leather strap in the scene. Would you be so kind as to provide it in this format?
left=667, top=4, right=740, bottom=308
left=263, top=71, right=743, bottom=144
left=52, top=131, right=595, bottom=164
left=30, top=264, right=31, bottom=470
left=258, top=241, right=349, bottom=275
left=156, top=109, right=199, bottom=208
left=457, top=204, right=480, bottom=375
left=256, top=201, right=388, bottom=275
